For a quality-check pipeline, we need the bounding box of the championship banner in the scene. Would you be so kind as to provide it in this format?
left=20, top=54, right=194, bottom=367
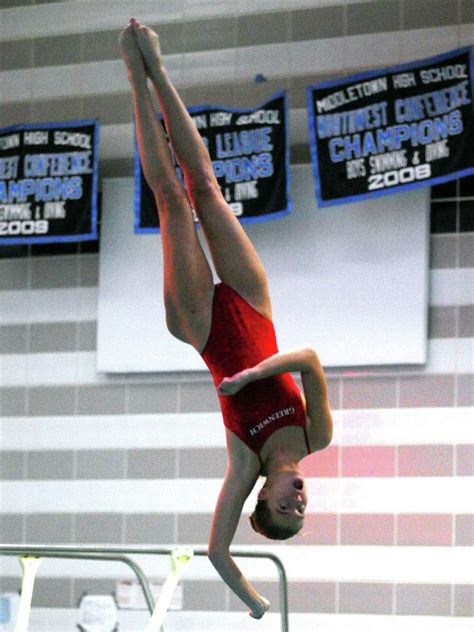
left=307, top=46, right=474, bottom=207
left=0, top=119, right=99, bottom=244
left=135, top=91, right=290, bottom=232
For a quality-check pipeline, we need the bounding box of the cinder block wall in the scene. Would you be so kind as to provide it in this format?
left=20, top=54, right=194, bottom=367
left=1, top=1, right=473, bottom=628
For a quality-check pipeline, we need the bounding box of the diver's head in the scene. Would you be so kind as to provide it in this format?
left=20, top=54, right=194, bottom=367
left=249, top=471, right=306, bottom=540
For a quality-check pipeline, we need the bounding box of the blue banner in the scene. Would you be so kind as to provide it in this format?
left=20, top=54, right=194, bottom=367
left=307, top=47, right=474, bottom=207
left=135, top=91, right=290, bottom=232
left=0, top=119, right=99, bottom=245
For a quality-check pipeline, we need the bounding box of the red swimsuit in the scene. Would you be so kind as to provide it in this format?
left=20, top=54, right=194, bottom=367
left=201, top=283, right=310, bottom=465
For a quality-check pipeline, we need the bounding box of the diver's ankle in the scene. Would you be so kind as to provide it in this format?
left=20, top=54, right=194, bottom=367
left=148, top=60, right=167, bottom=86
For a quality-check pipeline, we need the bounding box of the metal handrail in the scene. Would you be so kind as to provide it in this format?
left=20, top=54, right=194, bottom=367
left=0, top=545, right=289, bottom=632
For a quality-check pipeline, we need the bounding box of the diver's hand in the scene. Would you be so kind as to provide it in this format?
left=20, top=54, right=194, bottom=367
left=218, top=369, right=252, bottom=396
left=249, top=596, right=270, bottom=619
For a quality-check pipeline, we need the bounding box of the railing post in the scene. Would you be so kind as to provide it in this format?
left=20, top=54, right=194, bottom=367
left=270, top=554, right=289, bottom=632
left=144, top=547, right=193, bottom=632
left=15, top=556, right=42, bottom=632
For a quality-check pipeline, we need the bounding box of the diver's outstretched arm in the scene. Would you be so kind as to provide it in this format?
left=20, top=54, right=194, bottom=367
left=208, top=465, right=270, bottom=619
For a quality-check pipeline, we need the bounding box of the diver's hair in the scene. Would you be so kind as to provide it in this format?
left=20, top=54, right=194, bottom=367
left=249, top=499, right=303, bottom=540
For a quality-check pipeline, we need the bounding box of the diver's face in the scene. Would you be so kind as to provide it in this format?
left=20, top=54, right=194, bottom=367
left=259, top=472, right=307, bottom=528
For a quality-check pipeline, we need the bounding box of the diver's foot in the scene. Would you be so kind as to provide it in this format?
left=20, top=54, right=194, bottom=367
left=131, top=18, right=165, bottom=78
left=118, top=20, right=146, bottom=81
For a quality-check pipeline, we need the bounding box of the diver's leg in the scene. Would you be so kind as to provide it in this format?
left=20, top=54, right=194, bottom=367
left=132, top=19, right=271, bottom=319
left=120, top=21, right=214, bottom=349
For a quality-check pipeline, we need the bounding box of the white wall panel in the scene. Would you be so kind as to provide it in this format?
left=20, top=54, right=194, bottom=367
left=0, top=29, right=465, bottom=104
left=344, top=32, right=400, bottom=68
left=1, top=267, right=469, bottom=327
left=14, top=609, right=474, bottom=632
left=99, top=124, right=134, bottom=160
left=2, top=339, right=471, bottom=386
left=2, top=478, right=473, bottom=515
left=460, top=24, right=474, bottom=45
left=98, top=169, right=429, bottom=372
left=0, top=0, right=402, bottom=42
left=431, top=269, right=474, bottom=306
left=338, top=407, right=474, bottom=446
left=0, top=413, right=225, bottom=450
left=0, top=544, right=472, bottom=584
left=0, top=353, right=27, bottom=387
left=0, top=288, right=97, bottom=324
left=398, top=27, right=461, bottom=63
left=1, top=407, right=472, bottom=451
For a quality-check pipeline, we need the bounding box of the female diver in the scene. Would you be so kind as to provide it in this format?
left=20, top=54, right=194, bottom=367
left=119, top=18, right=333, bottom=619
